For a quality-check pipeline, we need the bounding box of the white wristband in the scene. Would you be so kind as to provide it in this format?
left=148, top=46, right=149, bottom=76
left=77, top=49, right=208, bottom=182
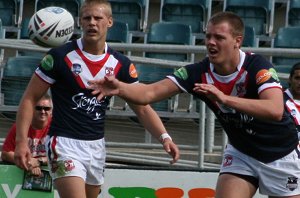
left=159, top=133, right=172, bottom=144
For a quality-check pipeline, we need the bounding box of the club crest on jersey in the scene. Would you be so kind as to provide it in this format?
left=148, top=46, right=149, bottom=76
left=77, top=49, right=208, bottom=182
left=235, top=82, right=246, bottom=97
left=291, top=109, right=297, bottom=117
left=286, top=176, right=298, bottom=191
left=105, top=67, right=114, bottom=76
left=71, top=64, right=82, bottom=76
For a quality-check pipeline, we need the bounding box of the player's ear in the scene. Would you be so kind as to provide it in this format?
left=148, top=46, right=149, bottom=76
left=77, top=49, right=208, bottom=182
left=235, top=35, right=243, bottom=49
left=108, top=17, right=113, bottom=28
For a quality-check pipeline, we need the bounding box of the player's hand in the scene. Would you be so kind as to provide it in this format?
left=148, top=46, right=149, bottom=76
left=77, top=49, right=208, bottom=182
left=88, top=76, right=121, bottom=101
left=193, top=83, right=225, bottom=103
left=163, top=139, right=180, bottom=164
left=14, top=141, right=32, bottom=171
left=29, top=167, right=42, bottom=176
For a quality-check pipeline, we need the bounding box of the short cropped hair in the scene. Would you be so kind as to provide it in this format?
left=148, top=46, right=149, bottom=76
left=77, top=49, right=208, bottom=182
left=208, top=11, right=244, bottom=37
left=79, top=0, right=112, bottom=18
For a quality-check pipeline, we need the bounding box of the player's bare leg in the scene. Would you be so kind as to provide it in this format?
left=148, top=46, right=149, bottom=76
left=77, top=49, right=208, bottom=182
left=54, top=176, right=86, bottom=198
left=215, top=174, right=257, bottom=198
left=86, top=184, right=101, bottom=198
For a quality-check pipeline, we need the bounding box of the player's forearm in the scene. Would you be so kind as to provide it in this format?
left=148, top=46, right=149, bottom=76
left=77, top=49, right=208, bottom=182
left=222, top=94, right=283, bottom=121
left=131, top=104, right=168, bottom=140
left=118, top=82, right=153, bottom=105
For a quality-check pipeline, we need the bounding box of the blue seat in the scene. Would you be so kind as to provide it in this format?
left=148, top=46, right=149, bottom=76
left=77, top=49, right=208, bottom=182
left=109, top=0, right=149, bottom=38
left=136, top=22, right=194, bottom=114
left=285, top=0, right=300, bottom=27
left=0, top=0, right=21, bottom=35
left=19, top=17, right=30, bottom=39
left=3, top=56, right=41, bottom=78
left=107, top=20, right=130, bottom=43
left=1, top=56, right=41, bottom=106
left=160, top=0, right=211, bottom=36
left=242, top=26, right=258, bottom=47
left=272, top=26, right=300, bottom=67
left=223, top=0, right=275, bottom=41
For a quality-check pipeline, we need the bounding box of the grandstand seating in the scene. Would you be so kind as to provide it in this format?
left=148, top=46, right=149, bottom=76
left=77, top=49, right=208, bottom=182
left=109, top=0, right=149, bottom=39
left=242, top=26, right=258, bottom=47
left=136, top=22, right=195, bottom=114
left=1, top=56, right=40, bottom=106
left=0, top=0, right=23, bottom=35
left=159, top=0, right=212, bottom=39
left=223, top=0, right=275, bottom=42
left=285, top=0, right=300, bottom=27
left=19, top=17, right=29, bottom=39
left=107, top=20, right=131, bottom=43
left=271, top=26, right=300, bottom=89
left=272, top=26, right=300, bottom=68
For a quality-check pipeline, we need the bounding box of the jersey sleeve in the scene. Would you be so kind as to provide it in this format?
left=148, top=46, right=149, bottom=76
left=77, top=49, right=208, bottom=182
left=114, top=53, right=139, bottom=84
left=250, top=54, right=282, bottom=94
left=167, top=60, right=207, bottom=93
left=35, top=49, right=61, bottom=85
left=2, top=124, right=17, bottom=152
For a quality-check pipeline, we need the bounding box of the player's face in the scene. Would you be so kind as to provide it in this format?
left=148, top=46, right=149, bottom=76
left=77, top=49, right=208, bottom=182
left=205, top=21, right=241, bottom=70
left=289, top=69, right=300, bottom=99
left=80, top=3, right=113, bottom=44
left=33, top=99, right=52, bottom=123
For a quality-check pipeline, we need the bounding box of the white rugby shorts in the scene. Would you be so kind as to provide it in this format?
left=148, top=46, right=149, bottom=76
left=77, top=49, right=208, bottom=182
left=220, top=143, right=300, bottom=196
left=45, top=135, right=106, bottom=186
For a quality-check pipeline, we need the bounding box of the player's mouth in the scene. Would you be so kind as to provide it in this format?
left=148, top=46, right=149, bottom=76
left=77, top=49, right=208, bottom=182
left=86, top=29, right=97, bottom=35
left=207, top=48, right=218, bottom=58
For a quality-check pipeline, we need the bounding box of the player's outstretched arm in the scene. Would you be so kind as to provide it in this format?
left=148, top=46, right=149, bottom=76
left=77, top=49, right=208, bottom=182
left=88, top=76, right=180, bottom=105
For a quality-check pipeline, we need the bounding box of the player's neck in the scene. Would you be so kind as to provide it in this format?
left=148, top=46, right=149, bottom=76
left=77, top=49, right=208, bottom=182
left=81, top=40, right=105, bottom=55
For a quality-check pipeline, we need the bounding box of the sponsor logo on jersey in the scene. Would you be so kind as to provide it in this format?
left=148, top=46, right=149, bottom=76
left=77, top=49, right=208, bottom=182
left=129, top=64, right=138, bottom=78
left=269, top=68, right=280, bottom=81
left=72, top=93, right=105, bottom=120
left=41, top=54, right=54, bottom=71
left=71, top=64, right=82, bottom=76
left=174, top=67, right=188, bottom=80
left=256, top=69, right=272, bottom=85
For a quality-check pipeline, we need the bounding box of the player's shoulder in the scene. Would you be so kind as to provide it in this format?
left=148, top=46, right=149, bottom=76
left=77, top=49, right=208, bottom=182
left=47, top=40, right=77, bottom=57
left=107, top=45, right=131, bottom=65
left=244, top=52, right=273, bottom=69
